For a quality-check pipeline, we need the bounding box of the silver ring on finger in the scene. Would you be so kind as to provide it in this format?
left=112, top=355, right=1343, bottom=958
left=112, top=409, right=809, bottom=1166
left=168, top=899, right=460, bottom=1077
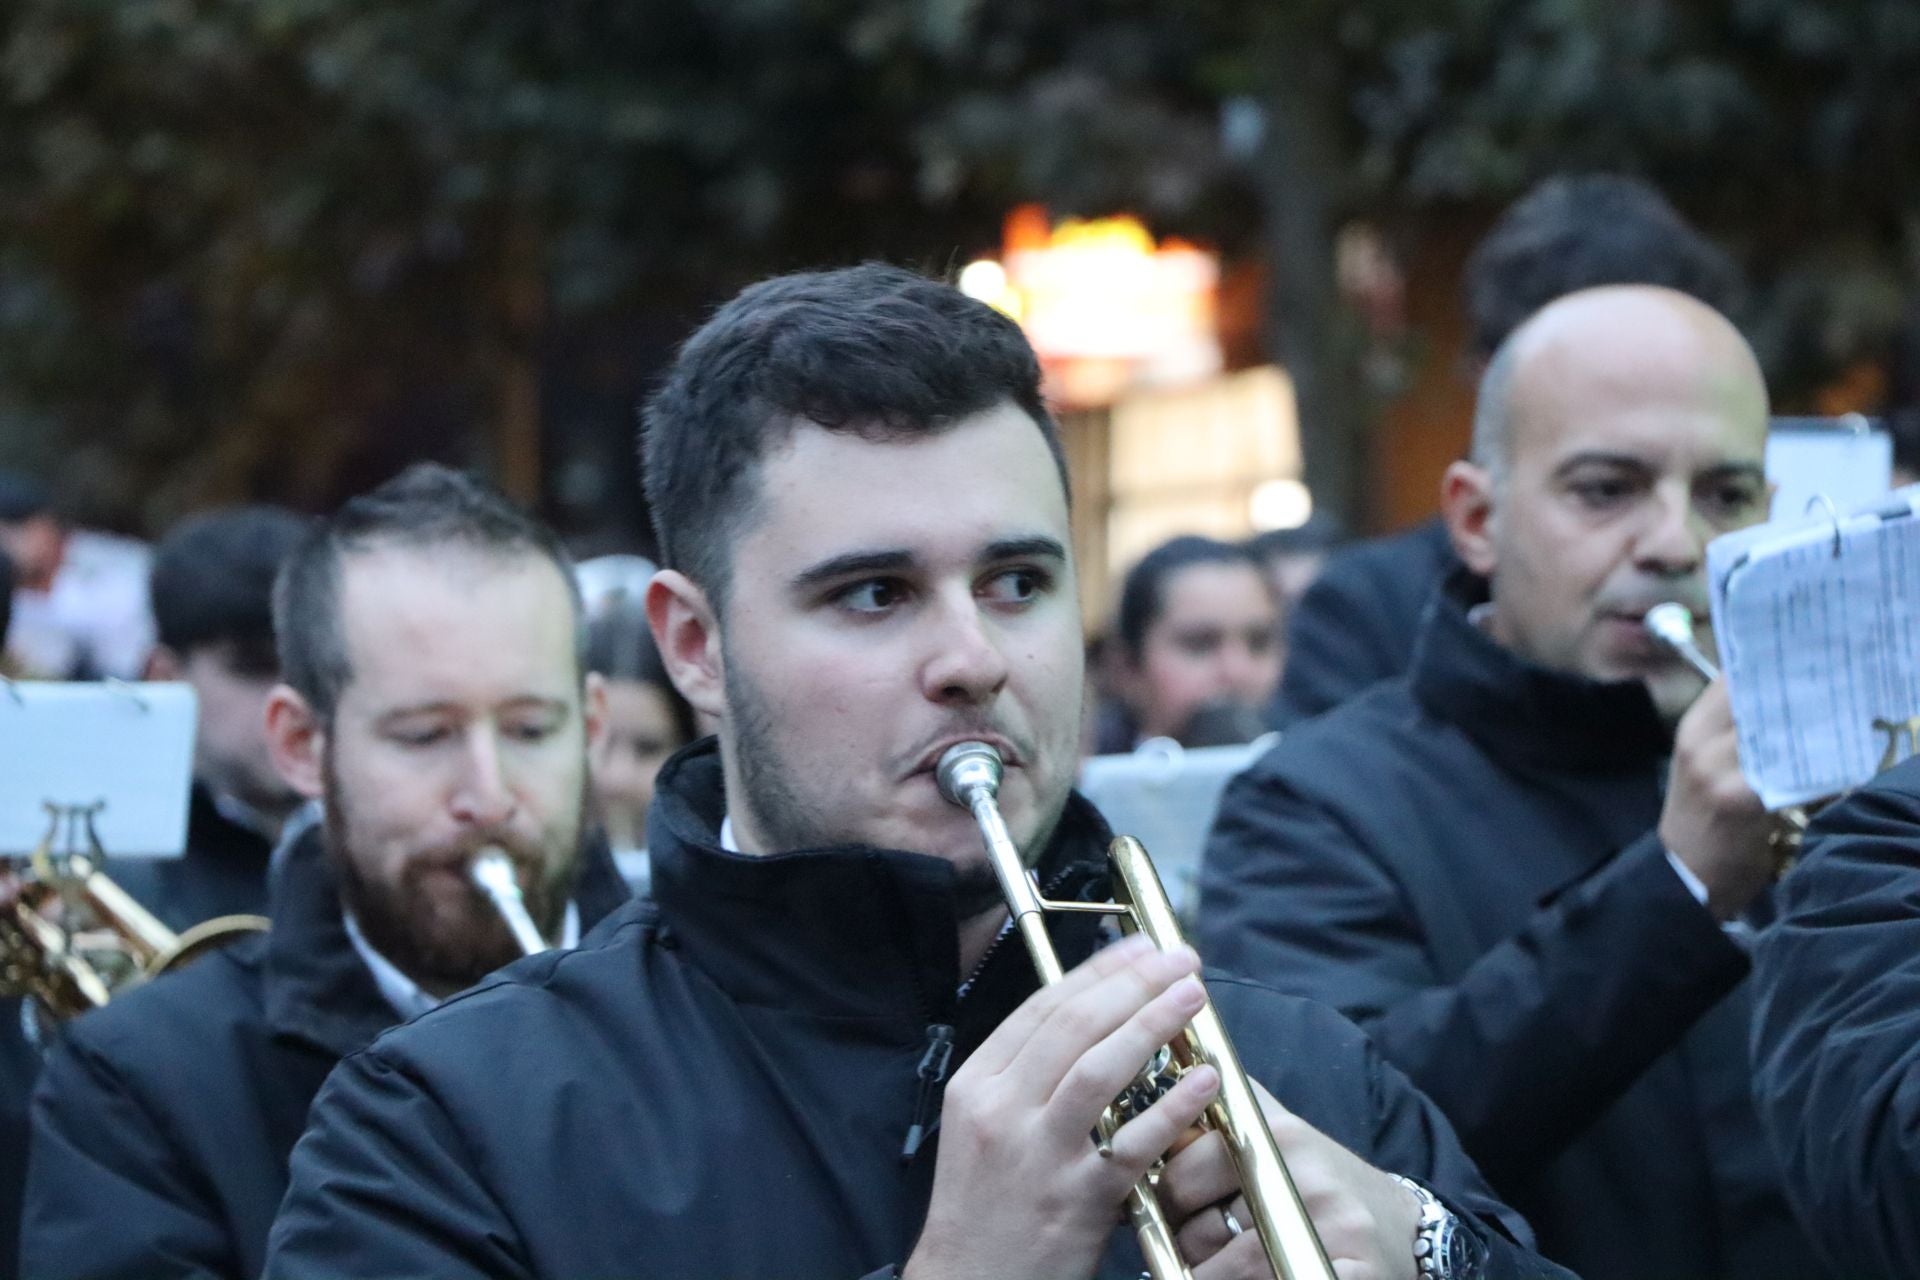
left=1221, top=1206, right=1244, bottom=1238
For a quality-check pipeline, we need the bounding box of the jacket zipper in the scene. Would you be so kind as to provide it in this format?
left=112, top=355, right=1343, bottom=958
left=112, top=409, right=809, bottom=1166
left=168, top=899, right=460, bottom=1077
left=900, top=1023, right=955, bottom=1160
left=900, top=864, right=1092, bottom=1161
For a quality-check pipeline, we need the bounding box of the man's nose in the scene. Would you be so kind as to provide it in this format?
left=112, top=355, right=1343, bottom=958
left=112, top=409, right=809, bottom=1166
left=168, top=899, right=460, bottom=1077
left=449, top=727, right=517, bottom=828
left=920, top=594, right=1011, bottom=706
left=1634, top=485, right=1706, bottom=576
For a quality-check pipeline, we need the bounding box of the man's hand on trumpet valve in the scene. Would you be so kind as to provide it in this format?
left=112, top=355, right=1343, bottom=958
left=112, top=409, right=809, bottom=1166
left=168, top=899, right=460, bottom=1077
left=1159, top=1079, right=1422, bottom=1280
left=1659, top=678, right=1779, bottom=920
left=905, top=934, right=1221, bottom=1280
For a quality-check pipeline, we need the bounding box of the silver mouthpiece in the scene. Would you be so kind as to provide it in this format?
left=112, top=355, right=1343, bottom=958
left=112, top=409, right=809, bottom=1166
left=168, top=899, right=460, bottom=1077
left=1643, top=602, right=1720, bottom=681
left=936, top=741, right=1004, bottom=808
left=1643, top=602, right=1697, bottom=649
left=469, top=849, right=549, bottom=956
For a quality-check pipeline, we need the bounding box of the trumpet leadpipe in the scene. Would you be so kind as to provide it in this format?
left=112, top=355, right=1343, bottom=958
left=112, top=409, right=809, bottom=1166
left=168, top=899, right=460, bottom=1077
left=934, top=741, right=1334, bottom=1280
left=469, top=850, right=549, bottom=956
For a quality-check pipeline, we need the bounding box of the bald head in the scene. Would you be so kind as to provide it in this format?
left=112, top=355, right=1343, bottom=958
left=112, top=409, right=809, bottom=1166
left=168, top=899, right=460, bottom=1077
left=1473, top=285, right=1768, bottom=485
left=1443, top=284, right=1773, bottom=724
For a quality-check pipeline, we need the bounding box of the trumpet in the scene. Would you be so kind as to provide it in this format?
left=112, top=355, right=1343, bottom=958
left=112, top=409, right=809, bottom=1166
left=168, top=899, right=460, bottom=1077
left=469, top=849, right=549, bottom=956
left=1643, top=603, right=1810, bottom=850
left=3, top=833, right=266, bottom=1023
left=936, top=742, right=1334, bottom=1280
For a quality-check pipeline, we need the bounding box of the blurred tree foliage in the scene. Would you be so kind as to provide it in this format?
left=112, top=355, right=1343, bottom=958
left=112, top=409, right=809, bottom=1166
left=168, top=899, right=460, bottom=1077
left=0, top=0, right=1913, bottom=528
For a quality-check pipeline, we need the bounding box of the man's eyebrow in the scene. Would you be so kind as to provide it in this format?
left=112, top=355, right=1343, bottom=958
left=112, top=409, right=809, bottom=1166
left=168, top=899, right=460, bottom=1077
left=789, top=549, right=916, bottom=594
left=1550, top=451, right=1768, bottom=484
left=787, top=537, right=1068, bottom=594
left=981, top=536, right=1069, bottom=564
left=375, top=695, right=570, bottom=723
left=1695, top=461, right=1769, bottom=483
left=1550, top=450, right=1655, bottom=479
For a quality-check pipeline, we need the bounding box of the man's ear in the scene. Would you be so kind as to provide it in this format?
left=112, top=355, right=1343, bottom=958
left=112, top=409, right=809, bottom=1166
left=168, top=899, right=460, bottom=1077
left=647, top=570, right=726, bottom=722
left=144, top=646, right=181, bottom=682
left=264, top=685, right=326, bottom=800
left=1440, top=461, right=1500, bottom=578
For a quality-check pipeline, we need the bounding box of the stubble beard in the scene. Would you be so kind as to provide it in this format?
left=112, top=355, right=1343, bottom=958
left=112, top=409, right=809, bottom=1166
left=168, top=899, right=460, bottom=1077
left=721, top=640, right=1072, bottom=922
left=321, top=745, right=584, bottom=996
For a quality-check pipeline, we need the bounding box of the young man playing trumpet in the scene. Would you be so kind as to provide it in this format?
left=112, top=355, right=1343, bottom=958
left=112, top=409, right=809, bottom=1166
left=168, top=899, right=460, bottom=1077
left=20, top=465, right=629, bottom=1280
left=266, top=265, right=1568, bottom=1280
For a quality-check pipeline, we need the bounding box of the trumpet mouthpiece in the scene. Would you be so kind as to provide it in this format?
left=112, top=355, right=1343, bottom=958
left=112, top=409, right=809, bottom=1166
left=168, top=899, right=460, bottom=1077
left=469, top=849, right=520, bottom=898
left=936, top=741, right=1003, bottom=808
left=1643, top=602, right=1697, bottom=649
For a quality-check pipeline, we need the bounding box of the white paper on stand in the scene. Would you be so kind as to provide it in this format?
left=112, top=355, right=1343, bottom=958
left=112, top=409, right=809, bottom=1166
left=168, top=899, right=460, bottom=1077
left=0, top=681, right=198, bottom=858
left=1708, top=485, right=1920, bottom=809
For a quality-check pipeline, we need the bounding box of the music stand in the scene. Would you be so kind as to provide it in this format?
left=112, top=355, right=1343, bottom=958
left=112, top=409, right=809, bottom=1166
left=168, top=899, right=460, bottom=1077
left=0, top=680, right=198, bottom=860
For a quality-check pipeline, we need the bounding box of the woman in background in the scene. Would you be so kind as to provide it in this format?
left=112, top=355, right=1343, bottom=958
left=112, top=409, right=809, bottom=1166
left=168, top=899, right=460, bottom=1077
left=1090, top=535, right=1282, bottom=753
left=584, top=594, right=697, bottom=894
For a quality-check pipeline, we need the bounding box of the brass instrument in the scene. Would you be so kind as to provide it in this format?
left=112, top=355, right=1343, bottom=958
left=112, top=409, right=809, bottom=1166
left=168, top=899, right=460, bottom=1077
left=1643, top=603, right=1810, bottom=851
left=2, top=805, right=267, bottom=1022
left=936, top=742, right=1335, bottom=1280
left=469, top=848, right=549, bottom=955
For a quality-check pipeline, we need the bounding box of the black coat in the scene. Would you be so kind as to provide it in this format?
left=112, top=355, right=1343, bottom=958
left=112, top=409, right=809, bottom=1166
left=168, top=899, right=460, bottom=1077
left=265, top=740, right=1570, bottom=1280
left=1200, top=573, right=1828, bottom=1280
left=109, top=783, right=276, bottom=932
left=1751, top=753, right=1920, bottom=1279
left=1269, top=517, right=1457, bottom=728
left=20, top=821, right=629, bottom=1280
left=0, top=1002, right=36, bottom=1280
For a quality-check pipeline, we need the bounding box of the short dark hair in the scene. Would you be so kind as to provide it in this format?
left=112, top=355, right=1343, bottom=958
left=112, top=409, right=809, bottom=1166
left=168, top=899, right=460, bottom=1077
left=0, top=470, right=53, bottom=524
left=584, top=594, right=699, bottom=746
left=273, top=463, right=583, bottom=721
left=641, top=262, right=1066, bottom=607
left=150, top=505, right=313, bottom=675
left=1246, top=513, right=1347, bottom=562
left=1115, top=535, right=1268, bottom=663
left=1464, top=174, right=1743, bottom=362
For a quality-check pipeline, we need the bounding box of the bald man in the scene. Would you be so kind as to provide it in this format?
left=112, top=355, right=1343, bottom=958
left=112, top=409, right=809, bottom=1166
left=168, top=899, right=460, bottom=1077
left=1199, top=287, right=1830, bottom=1279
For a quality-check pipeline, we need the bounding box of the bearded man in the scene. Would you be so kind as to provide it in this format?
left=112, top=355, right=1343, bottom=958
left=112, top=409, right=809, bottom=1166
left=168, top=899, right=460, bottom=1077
left=19, top=464, right=629, bottom=1280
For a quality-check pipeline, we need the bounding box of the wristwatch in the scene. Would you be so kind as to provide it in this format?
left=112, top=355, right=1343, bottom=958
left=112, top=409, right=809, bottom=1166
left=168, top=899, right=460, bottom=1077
left=1390, top=1175, right=1480, bottom=1280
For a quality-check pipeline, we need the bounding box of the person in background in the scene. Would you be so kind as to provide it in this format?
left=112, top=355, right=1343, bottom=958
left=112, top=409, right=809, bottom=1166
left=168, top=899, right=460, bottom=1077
left=1091, top=535, right=1281, bottom=753
left=1201, top=285, right=1828, bottom=1279
left=0, top=471, right=153, bottom=682
left=1885, top=300, right=1920, bottom=487
left=584, top=591, right=698, bottom=893
left=1272, top=173, right=1744, bottom=727
left=19, top=464, right=630, bottom=1280
left=1247, top=515, right=1345, bottom=623
left=113, top=506, right=313, bottom=930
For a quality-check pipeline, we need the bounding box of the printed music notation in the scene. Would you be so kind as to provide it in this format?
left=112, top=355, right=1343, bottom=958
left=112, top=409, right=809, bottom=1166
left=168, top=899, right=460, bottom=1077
left=1706, top=485, right=1920, bottom=810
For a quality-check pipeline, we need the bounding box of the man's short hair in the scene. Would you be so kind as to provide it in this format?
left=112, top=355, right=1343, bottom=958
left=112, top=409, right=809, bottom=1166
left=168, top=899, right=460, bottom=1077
left=641, top=262, right=1066, bottom=607
left=1464, top=174, right=1742, bottom=363
left=273, top=463, right=583, bottom=722
left=1115, top=535, right=1268, bottom=663
left=0, top=470, right=53, bottom=524
left=150, top=505, right=313, bottom=676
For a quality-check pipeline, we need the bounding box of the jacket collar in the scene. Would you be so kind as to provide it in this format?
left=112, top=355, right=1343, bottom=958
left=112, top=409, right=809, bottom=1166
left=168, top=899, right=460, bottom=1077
left=647, top=740, right=1116, bottom=1049
left=262, top=808, right=633, bottom=1060
left=1410, top=569, right=1674, bottom=773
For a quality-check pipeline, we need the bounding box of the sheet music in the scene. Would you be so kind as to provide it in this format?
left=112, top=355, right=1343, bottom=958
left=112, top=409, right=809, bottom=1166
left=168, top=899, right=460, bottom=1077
left=0, top=681, right=198, bottom=857
left=1708, top=485, right=1920, bottom=809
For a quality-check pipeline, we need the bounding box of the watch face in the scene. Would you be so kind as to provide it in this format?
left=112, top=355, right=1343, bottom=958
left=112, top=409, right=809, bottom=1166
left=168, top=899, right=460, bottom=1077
left=1441, top=1220, right=1477, bottom=1278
